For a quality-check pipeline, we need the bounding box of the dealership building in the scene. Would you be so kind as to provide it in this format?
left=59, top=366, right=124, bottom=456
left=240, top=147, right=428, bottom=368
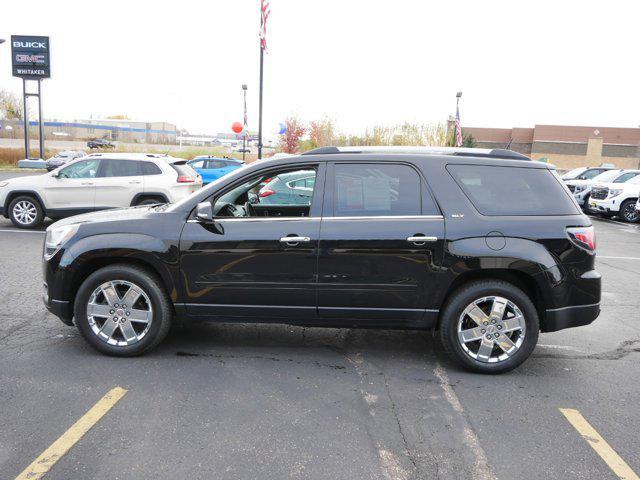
left=463, top=125, right=640, bottom=170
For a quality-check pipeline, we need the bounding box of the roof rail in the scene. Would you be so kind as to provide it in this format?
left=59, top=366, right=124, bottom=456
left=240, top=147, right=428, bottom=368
left=301, top=146, right=530, bottom=160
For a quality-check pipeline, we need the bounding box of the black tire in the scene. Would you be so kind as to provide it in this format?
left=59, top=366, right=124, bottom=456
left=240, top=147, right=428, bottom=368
left=439, top=280, right=539, bottom=374
left=135, top=196, right=165, bottom=206
left=74, top=264, right=172, bottom=356
left=619, top=199, right=639, bottom=223
left=8, top=195, right=44, bottom=229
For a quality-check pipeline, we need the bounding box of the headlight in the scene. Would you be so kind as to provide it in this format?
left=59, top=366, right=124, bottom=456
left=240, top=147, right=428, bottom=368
left=0, top=181, right=8, bottom=187
left=44, top=224, right=80, bottom=260
left=608, top=189, right=623, bottom=198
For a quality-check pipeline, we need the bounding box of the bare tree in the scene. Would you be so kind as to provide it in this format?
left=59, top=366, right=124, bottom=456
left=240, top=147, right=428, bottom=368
left=0, top=89, right=23, bottom=120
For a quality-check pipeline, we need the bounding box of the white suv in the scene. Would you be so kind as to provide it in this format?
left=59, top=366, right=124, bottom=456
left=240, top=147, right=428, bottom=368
left=566, top=169, right=640, bottom=210
left=0, top=153, right=202, bottom=228
left=589, top=174, right=640, bottom=222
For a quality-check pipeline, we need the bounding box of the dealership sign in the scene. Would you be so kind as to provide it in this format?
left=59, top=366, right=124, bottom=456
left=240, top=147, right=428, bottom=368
left=11, top=35, right=50, bottom=78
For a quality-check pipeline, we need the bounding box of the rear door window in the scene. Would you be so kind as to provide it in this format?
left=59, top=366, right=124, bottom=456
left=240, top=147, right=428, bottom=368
left=99, top=159, right=141, bottom=177
left=333, top=164, right=422, bottom=217
left=447, top=164, right=579, bottom=216
left=140, top=161, right=162, bottom=176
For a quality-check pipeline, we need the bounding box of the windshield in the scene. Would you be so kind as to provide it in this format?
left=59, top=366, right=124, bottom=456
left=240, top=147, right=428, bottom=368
left=562, top=168, right=585, bottom=180
left=628, top=175, right=640, bottom=185
left=591, top=170, right=622, bottom=183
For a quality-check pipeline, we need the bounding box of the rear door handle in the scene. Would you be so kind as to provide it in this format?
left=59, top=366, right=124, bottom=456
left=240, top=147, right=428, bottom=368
left=129, top=181, right=141, bottom=184
left=280, top=236, right=311, bottom=245
left=407, top=235, right=438, bottom=245
left=81, top=182, right=94, bottom=185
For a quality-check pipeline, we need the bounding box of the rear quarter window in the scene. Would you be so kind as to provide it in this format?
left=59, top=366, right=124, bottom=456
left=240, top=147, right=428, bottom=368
left=447, top=164, right=579, bottom=216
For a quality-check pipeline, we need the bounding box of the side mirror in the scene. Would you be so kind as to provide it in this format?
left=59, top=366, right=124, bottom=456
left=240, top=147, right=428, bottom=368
left=196, top=201, right=213, bottom=222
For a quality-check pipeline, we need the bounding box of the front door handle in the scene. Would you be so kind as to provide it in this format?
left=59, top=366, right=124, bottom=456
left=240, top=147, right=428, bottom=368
left=81, top=182, right=94, bottom=185
left=129, top=181, right=141, bottom=184
left=407, top=235, right=438, bottom=245
left=280, top=235, right=311, bottom=245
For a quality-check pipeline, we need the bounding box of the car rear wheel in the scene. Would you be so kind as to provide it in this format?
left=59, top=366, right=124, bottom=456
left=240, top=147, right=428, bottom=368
left=74, top=265, right=172, bottom=356
left=8, top=195, right=44, bottom=229
left=619, top=199, right=639, bottom=223
left=439, top=280, right=539, bottom=374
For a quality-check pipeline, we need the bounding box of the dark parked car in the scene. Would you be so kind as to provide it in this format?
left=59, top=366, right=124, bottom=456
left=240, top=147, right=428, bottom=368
left=87, top=138, right=115, bottom=149
left=45, top=150, right=87, bottom=171
left=42, top=146, right=600, bottom=373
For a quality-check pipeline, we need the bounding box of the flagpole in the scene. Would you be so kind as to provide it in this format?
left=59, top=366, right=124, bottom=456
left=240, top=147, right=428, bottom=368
left=258, top=44, right=264, bottom=160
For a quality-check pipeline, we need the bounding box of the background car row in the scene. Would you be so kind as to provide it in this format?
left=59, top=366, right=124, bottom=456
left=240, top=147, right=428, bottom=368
left=0, top=153, right=203, bottom=228
left=562, top=165, right=640, bottom=222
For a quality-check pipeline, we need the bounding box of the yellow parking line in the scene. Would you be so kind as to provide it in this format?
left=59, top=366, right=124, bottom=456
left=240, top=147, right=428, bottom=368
left=560, top=408, right=639, bottom=480
left=15, top=387, right=127, bottom=480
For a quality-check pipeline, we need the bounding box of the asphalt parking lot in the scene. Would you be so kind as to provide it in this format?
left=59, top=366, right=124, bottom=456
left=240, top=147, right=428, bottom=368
left=0, top=170, right=638, bottom=480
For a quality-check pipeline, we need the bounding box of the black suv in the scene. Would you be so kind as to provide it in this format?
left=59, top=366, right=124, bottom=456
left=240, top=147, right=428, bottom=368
left=43, top=147, right=601, bottom=373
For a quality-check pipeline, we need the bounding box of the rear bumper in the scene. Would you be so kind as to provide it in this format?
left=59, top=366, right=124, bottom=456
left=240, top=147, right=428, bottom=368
left=543, top=303, right=600, bottom=332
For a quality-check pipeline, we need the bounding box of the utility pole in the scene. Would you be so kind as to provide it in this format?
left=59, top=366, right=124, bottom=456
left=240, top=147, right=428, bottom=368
left=242, top=84, right=248, bottom=163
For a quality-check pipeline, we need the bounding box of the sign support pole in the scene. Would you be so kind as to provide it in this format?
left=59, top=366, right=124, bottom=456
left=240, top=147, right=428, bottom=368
left=37, top=79, right=44, bottom=159
left=22, top=78, right=30, bottom=159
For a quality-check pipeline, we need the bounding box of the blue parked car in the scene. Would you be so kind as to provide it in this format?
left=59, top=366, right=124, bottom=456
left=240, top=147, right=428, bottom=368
left=187, top=156, right=244, bottom=185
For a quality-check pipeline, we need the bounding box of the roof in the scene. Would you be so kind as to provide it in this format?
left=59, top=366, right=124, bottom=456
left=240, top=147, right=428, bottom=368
left=84, top=152, right=183, bottom=163
left=301, top=146, right=530, bottom=160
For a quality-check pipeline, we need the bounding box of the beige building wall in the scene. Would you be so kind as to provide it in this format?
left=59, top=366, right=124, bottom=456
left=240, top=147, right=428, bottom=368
left=530, top=152, right=639, bottom=169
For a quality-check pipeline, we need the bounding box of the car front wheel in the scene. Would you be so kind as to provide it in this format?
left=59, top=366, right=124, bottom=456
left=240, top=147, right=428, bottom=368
left=439, top=280, right=539, bottom=374
left=619, top=199, right=639, bottom=223
left=74, top=265, right=172, bottom=356
left=9, top=195, right=44, bottom=229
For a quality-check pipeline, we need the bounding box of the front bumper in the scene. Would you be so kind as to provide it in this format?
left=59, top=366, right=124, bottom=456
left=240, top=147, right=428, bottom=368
left=43, top=282, right=74, bottom=325
left=590, top=197, right=620, bottom=214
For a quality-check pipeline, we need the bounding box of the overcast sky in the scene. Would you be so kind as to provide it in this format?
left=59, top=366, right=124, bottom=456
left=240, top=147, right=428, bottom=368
left=1, top=0, right=638, bottom=136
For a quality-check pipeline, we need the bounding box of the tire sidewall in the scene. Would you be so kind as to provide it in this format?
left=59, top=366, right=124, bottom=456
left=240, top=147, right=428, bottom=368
left=74, top=266, right=170, bottom=356
left=440, top=281, right=539, bottom=374
left=9, top=195, right=44, bottom=229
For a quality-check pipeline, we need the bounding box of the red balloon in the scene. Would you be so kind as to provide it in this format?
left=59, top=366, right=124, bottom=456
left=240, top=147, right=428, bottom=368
left=231, top=122, right=244, bottom=134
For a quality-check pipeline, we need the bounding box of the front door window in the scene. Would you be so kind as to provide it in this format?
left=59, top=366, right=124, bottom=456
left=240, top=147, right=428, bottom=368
left=213, top=167, right=317, bottom=218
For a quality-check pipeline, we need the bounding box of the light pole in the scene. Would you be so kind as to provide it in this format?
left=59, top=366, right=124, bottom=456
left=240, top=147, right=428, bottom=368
left=455, top=91, right=462, bottom=147
left=242, top=84, right=248, bottom=163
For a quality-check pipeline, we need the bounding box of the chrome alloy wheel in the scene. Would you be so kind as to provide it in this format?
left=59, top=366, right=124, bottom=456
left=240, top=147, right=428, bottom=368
left=621, top=202, right=639, bottom=222
left=457, top=296, right=526, bottom=363
left=87, top=280, right=153, bottom=346
left=12, top=200, right=37, bottom=225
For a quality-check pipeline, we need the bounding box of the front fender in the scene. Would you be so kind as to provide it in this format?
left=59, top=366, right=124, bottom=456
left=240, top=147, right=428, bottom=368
left=53, top=233, right=180, bottom=304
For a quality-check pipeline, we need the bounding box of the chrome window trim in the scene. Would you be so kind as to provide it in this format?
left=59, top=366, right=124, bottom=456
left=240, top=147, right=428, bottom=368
left=324, top=215, right=444, bottom=220
left=186, top=214, right=443, bottom=223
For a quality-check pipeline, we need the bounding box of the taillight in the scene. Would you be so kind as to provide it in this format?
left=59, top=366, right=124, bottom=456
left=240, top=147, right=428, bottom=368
left=567, top=226, right=596, bottom=253
left=177, top=175, right=195, bottom=183
left=259, top=188, right=276, bottom=197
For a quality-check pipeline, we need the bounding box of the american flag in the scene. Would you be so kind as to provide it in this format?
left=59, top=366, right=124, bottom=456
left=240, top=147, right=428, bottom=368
left=455, top=105, right=463, bottom=147
left=260, top=0, right=271, bottom=51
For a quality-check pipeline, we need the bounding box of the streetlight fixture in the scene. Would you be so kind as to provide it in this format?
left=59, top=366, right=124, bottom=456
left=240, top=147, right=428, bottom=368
left=0, top=39, right=6, bottom=44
